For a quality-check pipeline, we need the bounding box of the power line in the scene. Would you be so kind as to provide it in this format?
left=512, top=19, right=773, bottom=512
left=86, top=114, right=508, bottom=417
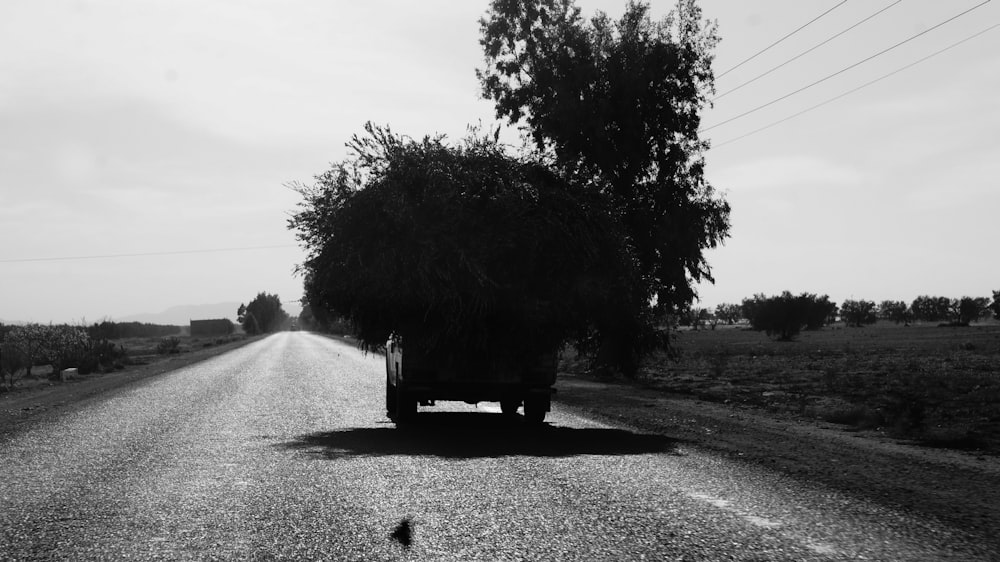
left=716, top=1, right=849, bottom=80
left=702, top=0, right=992, bottom=133
left=710, top=23, right=1000, bottom=149
left=0, top=244, right=299, bottom=263
left=714, top=0, right=903, bottom=101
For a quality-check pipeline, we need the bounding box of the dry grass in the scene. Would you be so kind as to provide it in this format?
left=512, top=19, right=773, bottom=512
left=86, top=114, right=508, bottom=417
left=610, top=321, right=1000, bottom=452
left=1, top=333, right=246, bottom=393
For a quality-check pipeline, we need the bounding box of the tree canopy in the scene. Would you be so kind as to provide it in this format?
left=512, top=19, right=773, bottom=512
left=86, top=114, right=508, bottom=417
left=742, top=292, right=837, bottom=340
left=479, top=0, right=730, bottom=372
left=238, top=293, right=290, bottom=335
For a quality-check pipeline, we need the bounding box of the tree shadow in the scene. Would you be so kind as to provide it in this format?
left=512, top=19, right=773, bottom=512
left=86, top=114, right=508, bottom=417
left=275, top=412, right=683, bottom=460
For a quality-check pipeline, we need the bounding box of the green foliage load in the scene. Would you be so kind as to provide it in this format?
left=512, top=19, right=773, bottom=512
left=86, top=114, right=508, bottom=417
left=289, top=125, right=625, bottom=368
left=742, top=292, right=837, bottom=340
left=992, top=290, right=1000, bottom=320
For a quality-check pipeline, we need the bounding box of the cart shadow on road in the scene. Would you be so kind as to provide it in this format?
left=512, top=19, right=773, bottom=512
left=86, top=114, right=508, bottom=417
left=276, top=412, right=684, bottom=460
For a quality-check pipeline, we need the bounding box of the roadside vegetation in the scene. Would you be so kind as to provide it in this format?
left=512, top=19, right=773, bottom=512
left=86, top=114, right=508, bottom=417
left=0, top=292, right=301, bottom=395
left=0, top=320, right=253, bottom=393
left=637, top=321, right=1000, bottom=453
left=682, top=292, right=998, bottom=337
left=571, top=291, right=1000, bottom=454
left=636, top=291, right=1000, bottom=454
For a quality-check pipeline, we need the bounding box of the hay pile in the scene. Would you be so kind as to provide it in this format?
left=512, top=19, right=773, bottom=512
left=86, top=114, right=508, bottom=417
left=291, top=126, right=628, bottom=368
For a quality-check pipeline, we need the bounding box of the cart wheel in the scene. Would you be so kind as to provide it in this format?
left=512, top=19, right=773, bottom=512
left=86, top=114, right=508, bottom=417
left=500, top=398, right=521, bottom=416
left=523, top=395, right=549, bottom=425
left=395, top=385, right=417, bottom=425
left=385, top=376, right=397, bottom=420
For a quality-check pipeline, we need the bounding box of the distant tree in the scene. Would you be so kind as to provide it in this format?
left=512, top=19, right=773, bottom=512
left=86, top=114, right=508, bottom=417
left=841, top=299, right=878, bottom=327
left=744, top=292, right=805, bottom=341
left=679, top=307, right=711, bottom=330
left=991, top=290, right=1000, bottom=320
left=953, top=296, right=989, bottom=325
left=1, top=324, right=28, bottom=389
left=741, top=292, right=835, bottom=338
left=478, top=0, right=730, bottom=374
left=240, top=293, right=290, bottom=335
left=714, top=303, right=742, bottom=325
left=877, top=300, right=910, bottom=324
left=910, top=295, right=951, bottom=322
left=45, top=325, right=91, bottom=372
left=800, top=293, right=837, bottom=330
left=297, top=302, right=317, bottom=331
left=4, top=324, right=52, bottom=379
left=87, top=321, right=179, bottom=340
left=740, top=294, right=767, bottom=329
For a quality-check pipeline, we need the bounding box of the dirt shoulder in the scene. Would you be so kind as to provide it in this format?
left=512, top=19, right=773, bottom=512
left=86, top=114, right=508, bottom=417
left=554, top=372, right=1000, bottom=547
left=0, top=335, right=264, bottom=438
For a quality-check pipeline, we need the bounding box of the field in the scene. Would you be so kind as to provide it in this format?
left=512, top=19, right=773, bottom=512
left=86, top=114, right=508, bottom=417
left=0, top=333, right=247, bottom=395
left=615, top=322, right=1000, bottom=452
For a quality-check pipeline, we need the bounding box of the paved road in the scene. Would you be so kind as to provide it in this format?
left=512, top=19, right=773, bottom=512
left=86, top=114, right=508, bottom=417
left=0, top=333, right=991, bottom=560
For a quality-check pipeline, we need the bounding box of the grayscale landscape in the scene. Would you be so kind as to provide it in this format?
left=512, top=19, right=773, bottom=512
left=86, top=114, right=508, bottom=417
left=2, top=1, right=998, bottom=560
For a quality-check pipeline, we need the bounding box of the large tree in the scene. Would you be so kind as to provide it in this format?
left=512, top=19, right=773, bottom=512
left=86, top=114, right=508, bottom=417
left=479, top=0, right=729, bottom=373
left=238, top=293, right=290, bottom=335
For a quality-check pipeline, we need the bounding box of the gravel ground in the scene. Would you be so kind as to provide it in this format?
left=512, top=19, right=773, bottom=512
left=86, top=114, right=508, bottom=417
left=1, top=332, right=997, bottom=560
left=553, top=374, right=1000, bottom=553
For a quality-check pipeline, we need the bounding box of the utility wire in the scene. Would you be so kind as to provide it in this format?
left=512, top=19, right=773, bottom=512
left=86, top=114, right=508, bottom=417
left=0, top=244, right=298, bottom=263
left=714, top=0, right=902, bottom=101
left=702, top=0, right=992, bottom=133
left=716, top=0, right=849, bottom=79
left=710, top=23, right=1000, bottom=149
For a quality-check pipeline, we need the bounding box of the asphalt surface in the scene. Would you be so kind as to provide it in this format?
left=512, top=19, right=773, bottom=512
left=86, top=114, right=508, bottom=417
left=0, top=332, right=992, bottom=560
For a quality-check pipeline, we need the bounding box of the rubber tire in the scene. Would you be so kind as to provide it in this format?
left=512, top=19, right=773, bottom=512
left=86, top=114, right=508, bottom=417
left=386, top=376, right=397, bottom=421
left=395, top=385, right=418, bottom=424
left=500, top=398, right=521, bottom=416
left=523, top=395, right=549, bottom=425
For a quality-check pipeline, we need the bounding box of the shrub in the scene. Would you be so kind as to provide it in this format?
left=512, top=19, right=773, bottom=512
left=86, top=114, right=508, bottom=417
left=743, top=292, right=837, bottom=340
left=156, top=336, right=181, bottom=355
left=0, top=341, right=29, bottom=390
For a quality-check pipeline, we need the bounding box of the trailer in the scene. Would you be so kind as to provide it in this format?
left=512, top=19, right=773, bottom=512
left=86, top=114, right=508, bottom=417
left=385, top=333, right=557, bottom=425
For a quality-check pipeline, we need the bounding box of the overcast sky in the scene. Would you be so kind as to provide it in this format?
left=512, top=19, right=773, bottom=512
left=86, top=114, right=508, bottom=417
left=2, top=0, right=997, bottom=324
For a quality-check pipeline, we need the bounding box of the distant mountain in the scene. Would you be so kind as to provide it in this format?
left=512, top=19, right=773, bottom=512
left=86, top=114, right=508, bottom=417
left=114, top=301, right=302, bottom=326
left=114, top=302, right=243, bottom=325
